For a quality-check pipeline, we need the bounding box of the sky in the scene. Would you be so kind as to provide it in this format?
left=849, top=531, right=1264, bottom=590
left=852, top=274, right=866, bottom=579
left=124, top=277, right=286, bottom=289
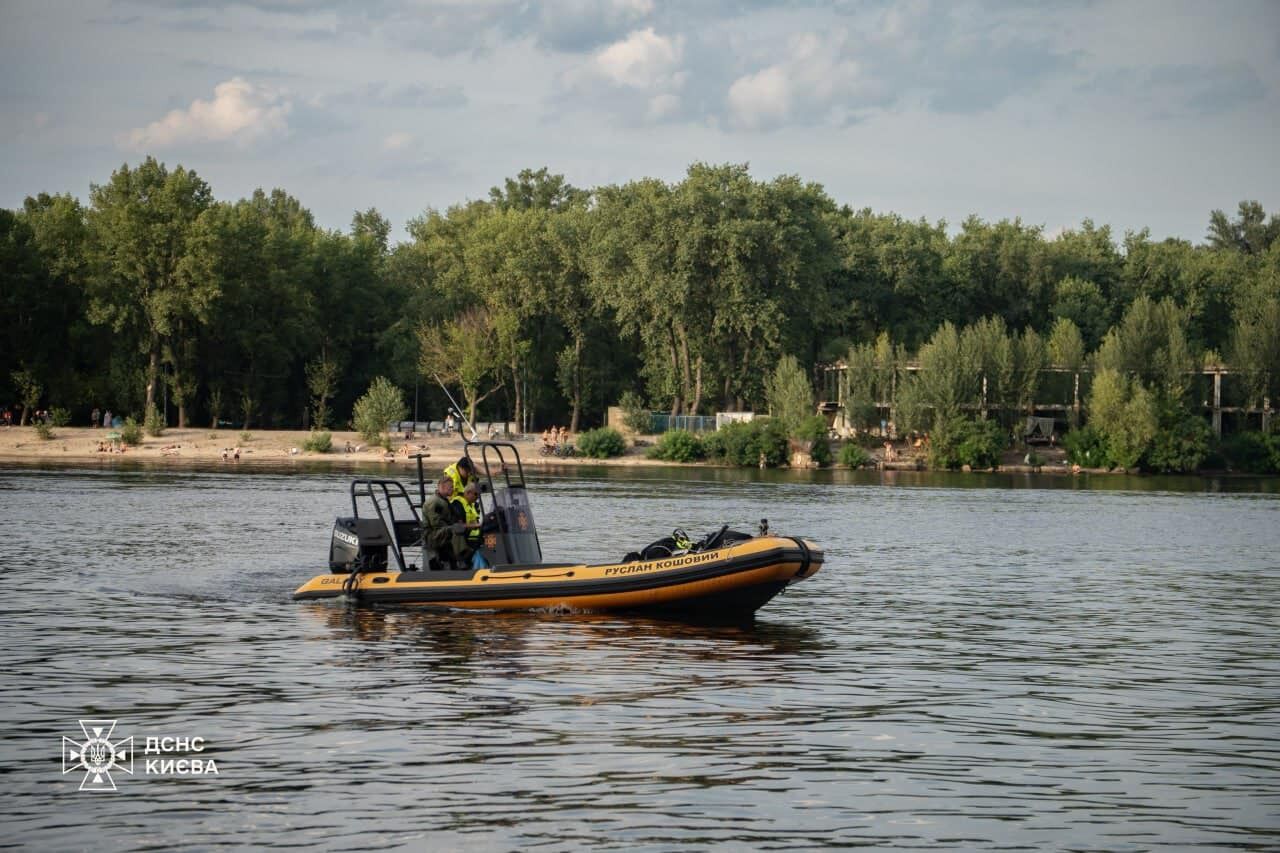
left=2, top=0, right=1278, bottom=244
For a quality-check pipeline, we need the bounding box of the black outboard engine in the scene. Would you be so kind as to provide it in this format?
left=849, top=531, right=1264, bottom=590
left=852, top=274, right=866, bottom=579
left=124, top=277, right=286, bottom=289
left=329, top=517, right=391, bottom=573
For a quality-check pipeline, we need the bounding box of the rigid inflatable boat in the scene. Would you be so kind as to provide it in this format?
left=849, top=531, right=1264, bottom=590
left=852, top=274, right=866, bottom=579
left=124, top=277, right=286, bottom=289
left=292, top=441, right=823, bottom=619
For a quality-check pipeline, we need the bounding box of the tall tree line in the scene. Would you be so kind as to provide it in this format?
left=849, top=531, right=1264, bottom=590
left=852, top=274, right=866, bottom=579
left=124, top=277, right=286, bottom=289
left=2, top=158, right=1278, bottom=433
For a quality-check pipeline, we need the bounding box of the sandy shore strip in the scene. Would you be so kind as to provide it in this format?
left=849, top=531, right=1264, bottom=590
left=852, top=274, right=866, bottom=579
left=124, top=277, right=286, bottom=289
left=0, top=425, right=1095, bottom=475
left=0, top=426, right=673, bottom=469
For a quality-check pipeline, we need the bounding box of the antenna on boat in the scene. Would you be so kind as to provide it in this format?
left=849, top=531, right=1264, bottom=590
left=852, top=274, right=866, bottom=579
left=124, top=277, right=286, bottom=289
left=432, top=374, right=479, bottom=441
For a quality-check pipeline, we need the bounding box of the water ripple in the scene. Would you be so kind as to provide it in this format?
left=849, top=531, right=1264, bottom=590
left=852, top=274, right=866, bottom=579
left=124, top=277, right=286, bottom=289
left=0, top=464, right=1277, bottom=849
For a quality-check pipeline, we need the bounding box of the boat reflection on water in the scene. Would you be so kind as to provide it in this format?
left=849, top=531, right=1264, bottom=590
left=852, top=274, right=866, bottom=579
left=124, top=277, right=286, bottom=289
left=299, top=602, right=822, bottom=663
left=297, top=603, right=823, bottom=726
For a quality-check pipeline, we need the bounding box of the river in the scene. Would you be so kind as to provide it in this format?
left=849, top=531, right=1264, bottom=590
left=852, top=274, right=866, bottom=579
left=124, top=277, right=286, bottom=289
left=2, top=462, right=1278, bottom=850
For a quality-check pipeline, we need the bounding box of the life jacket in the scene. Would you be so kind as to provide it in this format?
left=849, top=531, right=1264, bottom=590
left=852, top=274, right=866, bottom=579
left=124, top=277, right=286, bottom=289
left=443, top=462, right=473, bottom=497
left=451, top=493, right=481, bottom=544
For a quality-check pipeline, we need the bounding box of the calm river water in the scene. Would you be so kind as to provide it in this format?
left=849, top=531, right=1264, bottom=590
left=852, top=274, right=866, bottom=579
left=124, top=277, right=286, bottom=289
left=2, top=461, right=1278, bottom=850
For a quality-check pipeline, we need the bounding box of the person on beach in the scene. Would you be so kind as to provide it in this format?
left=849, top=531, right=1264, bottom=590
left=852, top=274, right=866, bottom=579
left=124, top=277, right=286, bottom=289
left=103, top=409, right=112, bottom=428
left=91, top=407, right=100, bottom=429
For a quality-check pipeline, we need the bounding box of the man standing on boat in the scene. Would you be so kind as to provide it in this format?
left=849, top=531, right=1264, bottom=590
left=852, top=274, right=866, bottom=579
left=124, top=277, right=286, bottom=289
left=423, top=476, right=469, bottom=570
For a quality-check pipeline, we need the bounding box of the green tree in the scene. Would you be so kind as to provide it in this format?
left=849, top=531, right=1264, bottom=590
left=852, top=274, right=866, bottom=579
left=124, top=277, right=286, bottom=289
left=1094, top=296, right=1197, bottom=401
left=1229, top=296, right=1280, bottom=408
left=892, top=373, right=927, bottom=435
left=85, top=157, right=214, bottom=417
left=618, top=390, right=652, bottom=434
left=545, top=206, right=598, bottom=432
left=1145, top=400, right=1211, bottom=473
left=591, top=164, right=836, bottom=416
left=489, top=167, right=589, bottom=212
left=962, top=316, right=1015, bottom=420
left=1048, top=317, right=1086, bottom=372
left=944, top=216, right=1050, bottom=331
left=590, top=177, right=691, bottom=416
left=840, top=339, right=879, bottom=431
left=1207, top=200, right=1280, bottom=256
left=1087, top=369, right=1157, bottom=469
left=352, top=376, right=407, bottom=449
left=916, top=322, right=979, bottom=427
left=1045, top=220, right=1123, bottom=320
left=417, top=307, right=505, bottom=424
left=1012, top=326, right=1047, bottom=416
left=10, top=368, right=42, bottom=425
left=15, top=194, right=94, bottom=410
left=351, top=207, right=391, bottom=251
left=1050, top=276, right=1109, bottom=350
left=763, top=355, right=813, bottom=436
left=830, top=210, right=951, bottom=348
left=305, top=351, right=342, bottom=430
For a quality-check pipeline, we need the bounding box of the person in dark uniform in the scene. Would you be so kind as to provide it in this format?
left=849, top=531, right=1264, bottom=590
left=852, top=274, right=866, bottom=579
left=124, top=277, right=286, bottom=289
left=422, top=476, right=468, bottom=570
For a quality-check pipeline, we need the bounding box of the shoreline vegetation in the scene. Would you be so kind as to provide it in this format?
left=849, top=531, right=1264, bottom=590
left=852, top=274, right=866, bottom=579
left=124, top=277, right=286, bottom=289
left=4, top=160, right=1279, bottom=480
left=1, top=425, right=1268, bottom=479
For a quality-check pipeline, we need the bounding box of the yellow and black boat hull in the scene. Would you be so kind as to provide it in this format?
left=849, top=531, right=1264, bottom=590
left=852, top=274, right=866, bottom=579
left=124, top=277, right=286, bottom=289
left=293, top=536, right=822, bottom=619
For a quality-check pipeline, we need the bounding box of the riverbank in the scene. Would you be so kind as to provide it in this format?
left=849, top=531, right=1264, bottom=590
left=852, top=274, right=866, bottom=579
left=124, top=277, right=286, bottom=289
left=0, top=424, right=1096, bottom=475
left=0, top=425, right=627, bottom=468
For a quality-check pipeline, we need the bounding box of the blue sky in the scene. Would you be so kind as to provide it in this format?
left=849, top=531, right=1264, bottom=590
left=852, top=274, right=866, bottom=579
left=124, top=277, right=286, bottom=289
left=2, top=0, right=1277, bottom=243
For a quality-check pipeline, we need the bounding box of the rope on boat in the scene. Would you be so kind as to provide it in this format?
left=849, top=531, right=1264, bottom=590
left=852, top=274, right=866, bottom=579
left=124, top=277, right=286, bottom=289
left=342, top=562, right=362, bottom=603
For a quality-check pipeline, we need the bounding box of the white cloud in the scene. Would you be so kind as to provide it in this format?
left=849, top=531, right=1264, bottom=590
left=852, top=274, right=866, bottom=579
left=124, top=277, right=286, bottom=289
left=728, top=66, right=791, bottom=129
left=727, top=31, right=871, bottom=130
left=593, top=27, right=682, bottom=88
left=646, top=92, right=680, bottom=121
left=123, top=78, right=291, bottom=150
left=382, top=131, right=414, bottom=151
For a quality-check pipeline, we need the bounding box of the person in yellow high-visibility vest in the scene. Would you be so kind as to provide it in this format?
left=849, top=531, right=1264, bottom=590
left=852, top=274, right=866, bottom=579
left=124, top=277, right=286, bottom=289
left=450, top=481, right=488, bottom=568
left=443, top=456, right=477, bottom=498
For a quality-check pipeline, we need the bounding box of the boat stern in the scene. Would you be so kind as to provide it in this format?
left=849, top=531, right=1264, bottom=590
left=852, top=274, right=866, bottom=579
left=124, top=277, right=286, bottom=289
left=292, top=573, right=350, bottom=601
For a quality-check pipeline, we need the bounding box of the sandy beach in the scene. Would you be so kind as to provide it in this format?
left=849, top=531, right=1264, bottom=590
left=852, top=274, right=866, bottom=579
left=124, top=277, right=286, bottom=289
left=0, top=423, right=1085, bottom=475
left=0, top=425, right=669, bottom=469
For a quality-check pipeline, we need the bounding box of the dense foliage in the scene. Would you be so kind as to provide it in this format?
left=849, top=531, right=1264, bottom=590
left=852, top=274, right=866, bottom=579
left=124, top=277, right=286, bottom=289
left=1217, top=432, right=1280, bottom=474
left=352, top=377, right=407, bottom=449
left=2, top=159, right=1277, bottom=479
left=303, top=430, right=332, bottom=454
left=618, top=390, right=652, bottom=434
left=928, top=416, right=1007, bottom=470
left=703, top=419, right=789, bottom=467
left=647, top=429, right=705, bottom=462
left=795, top=414, right=832, bottom=467
left=576, top=427, right=627, bottom=459
left=119, top=417, right=142, bottom=446
left=838, top=443, right=871, bottom=468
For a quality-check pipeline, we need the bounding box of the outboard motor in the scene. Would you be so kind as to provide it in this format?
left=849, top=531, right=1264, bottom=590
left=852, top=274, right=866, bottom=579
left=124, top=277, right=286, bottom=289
left=329, top=517, right=391, bottom=573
